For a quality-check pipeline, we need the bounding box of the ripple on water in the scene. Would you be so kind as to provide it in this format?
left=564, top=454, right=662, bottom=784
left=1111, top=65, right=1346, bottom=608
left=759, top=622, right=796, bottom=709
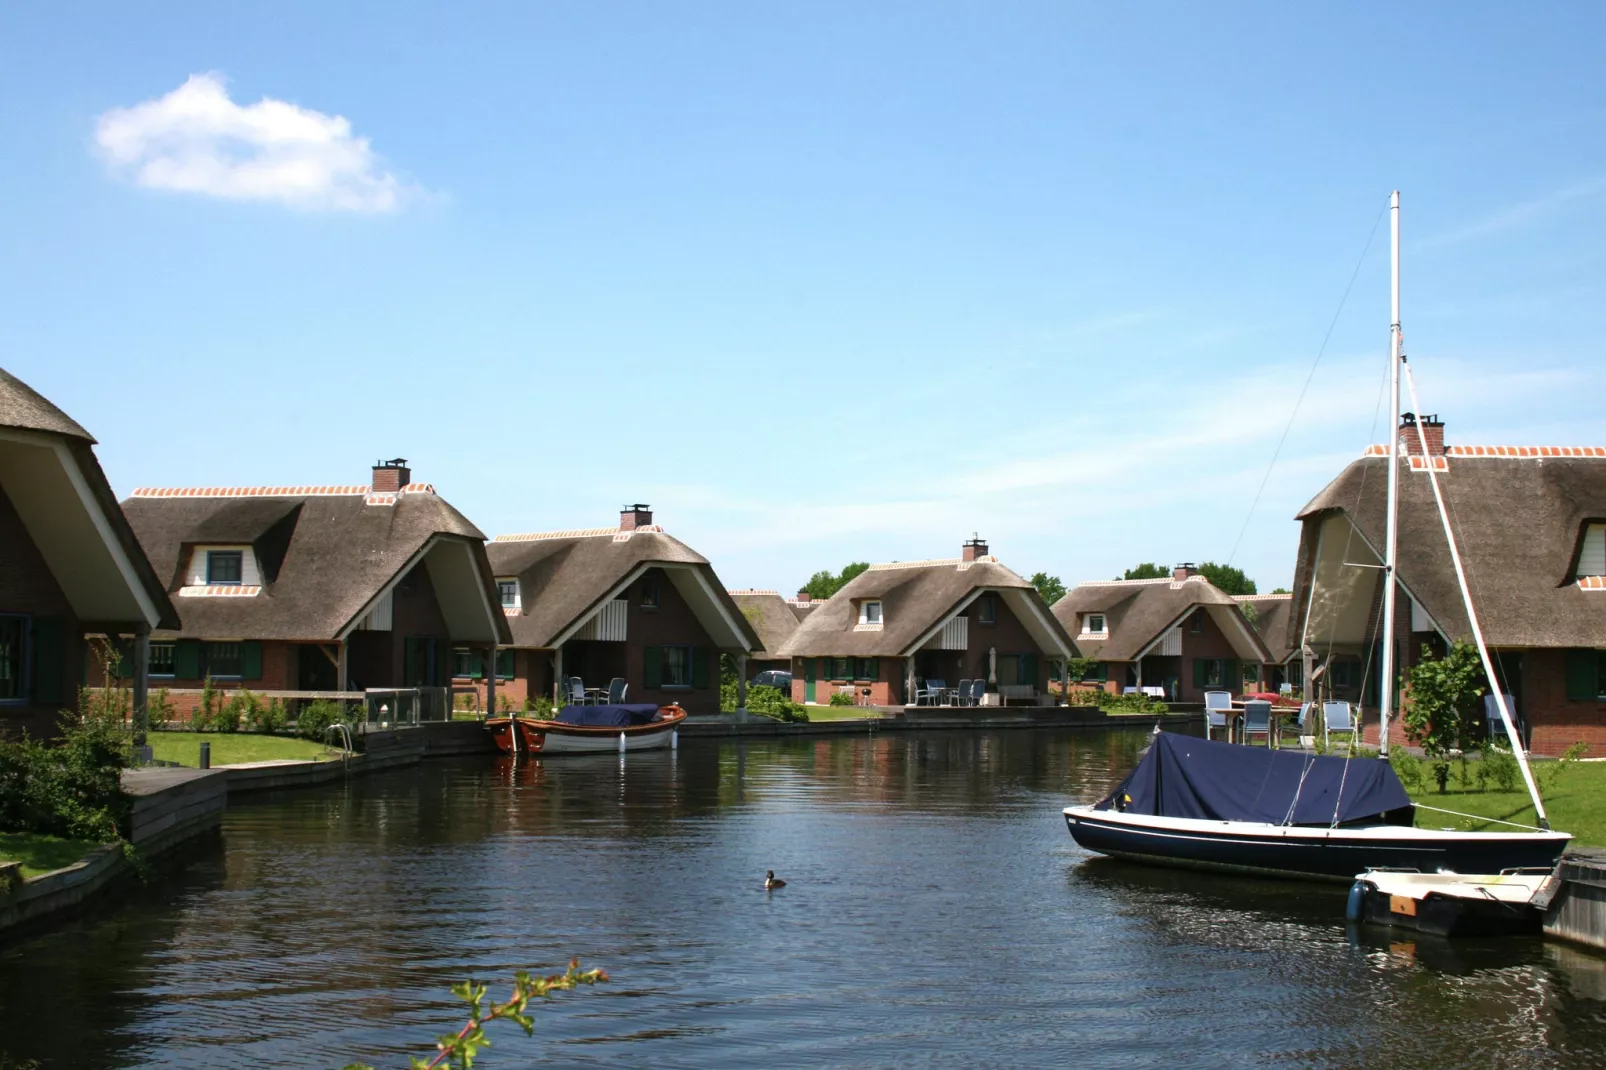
left=2, top=729, right=1606, bottom=1068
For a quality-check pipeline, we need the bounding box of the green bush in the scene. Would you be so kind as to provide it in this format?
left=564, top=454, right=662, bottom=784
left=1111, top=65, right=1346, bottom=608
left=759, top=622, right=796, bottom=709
left=522, top=695, right=556, bottom=718
left=149, top=688, right=177, bottom=728
left=215, top=692, right=245, bottom=733
left=0, top=712, right=132, bottom=841
left=295, top=699, right=344, bottom=742
left=1389, top=749, right=1425, bottom=792
left=828, top=690, right=857, bottom=707
left=746, top=684, right=809, bottom=723
left=249, top=697, right=288, bottom=735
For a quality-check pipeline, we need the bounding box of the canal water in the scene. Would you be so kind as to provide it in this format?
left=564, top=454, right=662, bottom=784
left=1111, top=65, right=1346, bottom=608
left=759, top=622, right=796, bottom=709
left=5, top=728, right=1606, bottom=1068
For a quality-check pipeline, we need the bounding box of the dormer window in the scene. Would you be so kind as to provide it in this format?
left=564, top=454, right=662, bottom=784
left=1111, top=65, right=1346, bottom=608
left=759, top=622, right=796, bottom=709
left=860, top=601, right=883, bottom=625
left=641, top=576, right=660, bottom=610
left=1083, top=614, right=1107, bottom=636
left=1580, top=523, right=1606, bottom=578
left=206, top=550, right=243, bottom=585
left=497, top=579, right=520, bottom=609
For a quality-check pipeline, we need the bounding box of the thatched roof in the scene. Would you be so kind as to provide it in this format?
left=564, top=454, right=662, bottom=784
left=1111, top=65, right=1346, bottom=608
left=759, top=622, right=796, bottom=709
left=1051, top=575, right=1271, bottom=663
left=1294, top=452, right=1606, bottom=648
left=0, top=367, right=94, bottom=441
left=1238, top=594, right=1296, bottom=663
left=0, top=367, right=176, bottom=629
left=488, top=528, right=761, bottom=652
left=123, top=487, right=507, bottom=643
left=729, top=591, right=806, bottom=660
left=777, top=557, right=1074, bottom=658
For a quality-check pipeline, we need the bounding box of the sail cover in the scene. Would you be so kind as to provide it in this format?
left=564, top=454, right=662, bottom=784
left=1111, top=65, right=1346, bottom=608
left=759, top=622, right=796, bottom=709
left=555, top=704, right=662, bottom=727
left=1096, top=733, right=1414, bottom=826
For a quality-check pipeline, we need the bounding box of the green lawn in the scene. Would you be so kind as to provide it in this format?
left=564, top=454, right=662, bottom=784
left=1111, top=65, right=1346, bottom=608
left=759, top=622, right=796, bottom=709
left=0, top=832, right=105, bottom=879
left=148, top=731, right=337, bottom=767
left=801, top=706, right=884, bottom=722
left=1406, top=759, right=1606, bottom=847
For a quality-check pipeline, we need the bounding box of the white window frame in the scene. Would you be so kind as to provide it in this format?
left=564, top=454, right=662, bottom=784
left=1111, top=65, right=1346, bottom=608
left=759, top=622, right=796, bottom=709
left=1084, top=613, right=1107, bottom=636
left=860, top=600, right=883, bottom=625
left=497, top=578, right=520, bottom=609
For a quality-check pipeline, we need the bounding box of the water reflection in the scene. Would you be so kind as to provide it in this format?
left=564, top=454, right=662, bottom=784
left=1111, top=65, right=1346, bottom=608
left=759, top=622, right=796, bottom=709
left=0, top=728, right=1603, bottom=1068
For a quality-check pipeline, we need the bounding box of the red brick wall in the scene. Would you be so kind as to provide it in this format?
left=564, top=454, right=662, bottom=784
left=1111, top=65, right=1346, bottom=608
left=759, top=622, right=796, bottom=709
left=0, top=484, right=86, bottom=738
left=1520, top=648, right=1606, bottom=758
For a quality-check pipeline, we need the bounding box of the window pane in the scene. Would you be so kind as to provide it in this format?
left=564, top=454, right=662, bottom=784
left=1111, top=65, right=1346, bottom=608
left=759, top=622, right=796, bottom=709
left=207, top=551, right=243, bottom=584
left=0, top=617, right=23, bottom=699
left=207, top=642, right=242, bottom=678
left=497, top=581, right=518, bottom=606
left=642, top=579, right=660, bottom=608
left=453, top=649, right=473, bottom=677
left=663, top=646, right=692, bottom=686
left=150, top=642, right=176, bottom=676
left=864, top=602, right=881, bottom=623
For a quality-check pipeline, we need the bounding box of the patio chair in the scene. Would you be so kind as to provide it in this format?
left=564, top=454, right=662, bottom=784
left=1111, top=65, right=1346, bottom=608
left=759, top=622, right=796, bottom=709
left=606, top=677, right=627, bottom=704
left=1122, top=686, right=1139, bottom=696
left=1241, top=699, right=1273, bottom=748
left=913, top=678, right=943, bottom=706
left=1203, top=690, right=1233, bottom=742
left=568, top=677, right=590, bottom=706
left=1322, top=701, right=1358, bottom=753
left=954, top=678, right=973, bottom=707
left=1483, top=693, right=1518, bottom=743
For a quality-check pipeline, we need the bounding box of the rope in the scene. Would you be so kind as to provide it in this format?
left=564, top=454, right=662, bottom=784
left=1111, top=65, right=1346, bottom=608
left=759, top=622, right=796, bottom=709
left=1412, top=802, right=1548, bottom=833
left=1225, top=201, right=1389, bottom=569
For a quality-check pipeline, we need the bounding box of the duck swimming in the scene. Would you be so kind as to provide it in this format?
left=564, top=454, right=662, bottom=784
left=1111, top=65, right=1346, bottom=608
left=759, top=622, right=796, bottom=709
left=764, top=870, right=786, bottom=890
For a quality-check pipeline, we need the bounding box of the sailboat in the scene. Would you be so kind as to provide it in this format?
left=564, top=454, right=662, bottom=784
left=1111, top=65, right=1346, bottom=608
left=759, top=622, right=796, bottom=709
left=1063, top=192, right=1572, bottom=882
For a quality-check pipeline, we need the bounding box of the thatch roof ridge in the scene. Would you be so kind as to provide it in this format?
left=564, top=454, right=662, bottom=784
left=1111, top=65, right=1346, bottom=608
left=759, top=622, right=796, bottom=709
left=1052, top=575, right=1252, bottom=662
left=0, top=367, right=95, bottom=441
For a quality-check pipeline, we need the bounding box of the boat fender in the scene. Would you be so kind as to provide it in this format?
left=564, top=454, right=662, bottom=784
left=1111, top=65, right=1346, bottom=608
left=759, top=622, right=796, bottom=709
left=1346, top=880, right=1367, bottom=923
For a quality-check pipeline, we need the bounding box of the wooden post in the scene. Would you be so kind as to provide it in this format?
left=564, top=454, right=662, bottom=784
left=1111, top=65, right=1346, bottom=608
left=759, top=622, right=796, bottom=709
left=337, top=639, right=349, bottom=701
left=736, top=652, right=748, bottom=716
left=485, top=643, right=497, bottom=720
left=553, top=645, right=564, bottom=707
left=1061, top=657, right=1071, bottom=708
left=905, top=657, right=916, bottom=707
left=132, top=625, right=150, bottom=748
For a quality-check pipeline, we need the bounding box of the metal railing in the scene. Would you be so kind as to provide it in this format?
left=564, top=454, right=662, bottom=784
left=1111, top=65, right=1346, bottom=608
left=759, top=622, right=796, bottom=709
left=362, top=687, right=450, bottom=725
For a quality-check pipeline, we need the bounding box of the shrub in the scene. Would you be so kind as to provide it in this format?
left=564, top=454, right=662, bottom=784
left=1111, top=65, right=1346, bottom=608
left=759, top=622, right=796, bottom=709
left=295, top=699, right=344, bottom=742
left=215, top=692, right=245, bottom=733
left=522, top=695, right=556, bottom=719
left=0, top=713, right=132, bottom=841
left=1389, top=749, right=1424, bottom=792
left=190, top=677, right=218, bottom=731
left=746, top=684, right=808, bottom=723
left=149, top=688, right=177, bottom=728
left=828, top=691, right=856, bottom=707
left=249, top=697, right=288, bottom=735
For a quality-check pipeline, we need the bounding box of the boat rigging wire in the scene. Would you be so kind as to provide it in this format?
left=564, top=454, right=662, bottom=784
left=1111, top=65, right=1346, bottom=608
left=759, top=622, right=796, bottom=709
left=1224, top=200, right=1389, bottom=570
left=1411, top=802, right=1547, bottom=833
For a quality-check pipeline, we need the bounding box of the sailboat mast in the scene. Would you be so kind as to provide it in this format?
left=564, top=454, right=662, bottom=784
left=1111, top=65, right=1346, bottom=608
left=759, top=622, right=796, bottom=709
left=1378, top=191, right=1402, bottom=758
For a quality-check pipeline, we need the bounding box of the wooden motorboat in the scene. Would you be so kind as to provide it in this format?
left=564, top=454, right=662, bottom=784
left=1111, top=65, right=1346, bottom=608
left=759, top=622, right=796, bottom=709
left=488, top=703, right=686, bottom=755
left=1347, top=868, right=1555, bottom=937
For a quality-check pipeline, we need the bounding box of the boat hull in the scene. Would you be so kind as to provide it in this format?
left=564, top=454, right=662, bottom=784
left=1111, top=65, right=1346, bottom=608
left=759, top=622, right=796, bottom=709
left=487, top=707, right=685, bottom=756
left=1064, top=806, right=1571, bottom=883
left=1354, top=872, right=1547, bottom=937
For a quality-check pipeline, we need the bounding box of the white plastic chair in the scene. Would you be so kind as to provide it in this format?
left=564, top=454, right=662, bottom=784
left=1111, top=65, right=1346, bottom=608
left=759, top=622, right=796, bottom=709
left=1203, top=690, right=1233, bottom=741
left=1483, top=693, right=1518, bottom=744
left=568, top=677, right=589, bottom=706
left=1323, top=700, right=1358, bottom=752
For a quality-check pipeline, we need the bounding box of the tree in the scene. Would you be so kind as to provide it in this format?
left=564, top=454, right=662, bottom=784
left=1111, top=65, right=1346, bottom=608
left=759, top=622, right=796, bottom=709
left=1271, top=587, right=1290, bottom=595
left=1402, top=640, right=1487, bottom=792
left=1122, top=563, right=1169, bottom=580
left=801, top=562, right=870, bottom=600
left=1197, top=561, right=1256, bottom=596
left=1029, top=572, right=1065, bottom=606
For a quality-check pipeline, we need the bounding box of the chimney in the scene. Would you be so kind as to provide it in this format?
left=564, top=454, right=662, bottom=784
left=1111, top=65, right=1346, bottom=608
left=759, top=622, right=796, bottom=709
left=1172, top=563, right=1197, bottom=581
left=1399, top=413, right=1446, bottom=457
left=795, top=589, right=811, bottom=605
left=619, top=503, right=653, bottom=531
left=962, top=535, right=989, bottom=563
left=372, top=458, right=411, bottom=493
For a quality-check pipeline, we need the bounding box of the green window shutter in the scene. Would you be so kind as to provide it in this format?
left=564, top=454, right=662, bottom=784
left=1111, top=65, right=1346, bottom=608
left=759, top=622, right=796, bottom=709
left=1223, top=658, right=1238, bottom=691
left=644, top=646, right=663, bottom=689
left=1023, top=653, right=1037, bottom=687
left=692, top=647, right=710, bottom=689
left=30, top=617, right=65, bottom=704
left=173, top=639, right=202, bottom=679
left=241, top=641, right=263, bottom=680
left=470, top=651, right=484, bottom=680
left=1565, top=649, right=1599, bottom=700
left=1193, top=659, right=1206, bottom=687
left=497, top=649, right=514, bottom=679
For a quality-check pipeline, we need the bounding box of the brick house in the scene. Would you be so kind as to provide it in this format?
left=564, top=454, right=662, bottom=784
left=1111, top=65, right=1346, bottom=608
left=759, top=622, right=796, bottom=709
left=728, top=589, right=816, bottom=677
left=776, top=538, right=1076, bottom=706
left=486, top=506, right=761, bottom=716
left=115, top=459, right=510, bottom=716
left=0, top=368, right=178, bottom=737
left=1051, top=565, right=1273, bottom=701
left=1288, top=414, right=1606, bottom=756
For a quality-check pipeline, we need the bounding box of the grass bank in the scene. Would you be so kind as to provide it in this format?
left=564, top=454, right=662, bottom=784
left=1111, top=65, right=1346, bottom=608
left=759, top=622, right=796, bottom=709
left=1406, top=759, right=1606, bottom=848
left=148, top=732, right=336, bottom=767
left=804, top=706, right=882, bottom=722
left=0, top=832, right=104, bottom=879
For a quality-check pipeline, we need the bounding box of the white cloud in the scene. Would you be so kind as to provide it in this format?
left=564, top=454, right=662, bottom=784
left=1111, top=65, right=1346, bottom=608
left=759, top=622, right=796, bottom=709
left=1418, top=176, right=1606, bottom=250
left=95, top=73, right=416, bottom=212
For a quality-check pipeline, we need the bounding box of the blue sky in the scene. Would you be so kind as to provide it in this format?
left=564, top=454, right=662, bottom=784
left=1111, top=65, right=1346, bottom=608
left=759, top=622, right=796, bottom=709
left=2, top=2, right=1603, bottom=594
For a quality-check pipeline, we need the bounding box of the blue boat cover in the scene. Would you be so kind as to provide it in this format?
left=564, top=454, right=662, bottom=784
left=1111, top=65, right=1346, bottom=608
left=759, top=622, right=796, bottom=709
left=1096, top=733, right=1413, bottom=826
left=554, top=703, right=662, bottom=727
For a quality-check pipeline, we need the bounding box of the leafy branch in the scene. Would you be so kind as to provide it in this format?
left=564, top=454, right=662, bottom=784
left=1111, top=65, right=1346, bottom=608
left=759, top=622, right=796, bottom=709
left=341, top=959, right=609, bottom=1070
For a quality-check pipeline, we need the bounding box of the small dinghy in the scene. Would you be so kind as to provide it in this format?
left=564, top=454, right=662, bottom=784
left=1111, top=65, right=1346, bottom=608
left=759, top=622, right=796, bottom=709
left=487, top=703, right=686, bottom=755
left=1348, top=868, right=1556, bottom=937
